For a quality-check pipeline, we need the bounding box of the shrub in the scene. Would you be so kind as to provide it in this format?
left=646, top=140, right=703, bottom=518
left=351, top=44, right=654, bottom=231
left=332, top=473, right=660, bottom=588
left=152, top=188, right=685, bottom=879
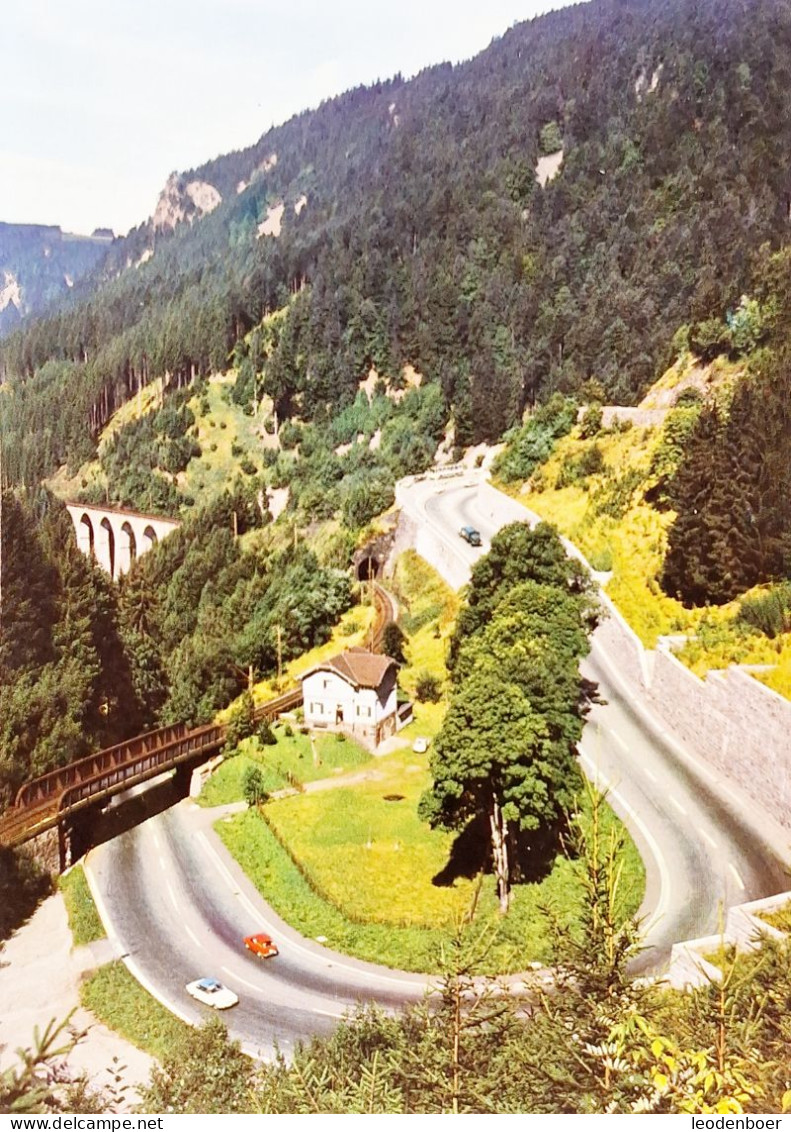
left=579, top=403, right=603, bottom=440
left=415, top=671, right=442, bottom=703
left=493, top=395, right=577, bottom=483
left=257, top=720, right=277, bottom=746
left=556, top=444, right=605, bottom=488
left=588, top=547, right=614, bottom=572
left=539, top=120, right=563, bottom=155
left=381, top=622, right=407, bottom=663
left=224, top=691, right=256, bottom=751
left=737, top=584, right=791, bottom=639
left=242, top=766, right=268, bottom=808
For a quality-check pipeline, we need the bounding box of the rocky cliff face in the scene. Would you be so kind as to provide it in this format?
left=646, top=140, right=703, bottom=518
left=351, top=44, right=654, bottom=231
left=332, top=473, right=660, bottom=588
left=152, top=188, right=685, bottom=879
left=151, top=173, right=222, bottom=232
left=0, top=223, right=111, bottom=336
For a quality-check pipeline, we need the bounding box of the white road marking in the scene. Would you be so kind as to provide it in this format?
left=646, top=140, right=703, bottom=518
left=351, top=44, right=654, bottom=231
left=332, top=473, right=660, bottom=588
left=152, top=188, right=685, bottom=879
left=158, top=854, right=166, bottom=871
left=197, top=831, right=239, bottom=891
left=153, top=832, right=162, bottom=851
left=578, top=747, right=670, bottom=934
left=312, top=1007, right=347, bottom=1019
left=610, top=731, right=628, bottom=752
left=669, top=795, right=687, bottom=816
left=166, top=880, right=178, bottom=909
left=185, top=925, right=204, bottom=950
left=197, top=832, right=428, bottom=994
left=643, top=768, right=658, bottom=784
left=236, top=891, right=269, bottom=927
left=220, top=965, right=266, bottom=994
left=700, top=828, right=718, bottom=850
left=728, top=864, right=745, bottom=890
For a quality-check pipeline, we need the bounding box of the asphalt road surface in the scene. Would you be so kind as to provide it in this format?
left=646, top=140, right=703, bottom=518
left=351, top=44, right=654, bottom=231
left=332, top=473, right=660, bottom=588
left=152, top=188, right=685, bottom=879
left=88, top=471, right=790, bottom=1054
left=398, top=473, right=789, bottom=966
left=89, top=800, right=430, bottom=1059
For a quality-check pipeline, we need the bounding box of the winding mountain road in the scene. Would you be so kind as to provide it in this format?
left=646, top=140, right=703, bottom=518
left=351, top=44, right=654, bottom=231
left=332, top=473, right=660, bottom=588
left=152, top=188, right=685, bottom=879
left=398, top=472, right=790, bottom=964
left=87, top=470, right=790, bottom=1055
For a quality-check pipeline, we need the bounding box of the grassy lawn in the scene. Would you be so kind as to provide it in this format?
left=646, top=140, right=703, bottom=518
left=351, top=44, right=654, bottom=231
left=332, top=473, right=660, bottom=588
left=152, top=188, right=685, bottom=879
left=216, top=762, right=644, bottom=974
left=197, top=726, right=371, bottom=806
left=80, top=961, right=192, bottom=1059
left=59, top=865, right=106, bottom=946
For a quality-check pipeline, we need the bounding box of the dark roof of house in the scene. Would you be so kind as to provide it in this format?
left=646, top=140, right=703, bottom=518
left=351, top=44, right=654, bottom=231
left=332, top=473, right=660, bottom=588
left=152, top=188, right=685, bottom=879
left=301, top=647, right=396, bottom=690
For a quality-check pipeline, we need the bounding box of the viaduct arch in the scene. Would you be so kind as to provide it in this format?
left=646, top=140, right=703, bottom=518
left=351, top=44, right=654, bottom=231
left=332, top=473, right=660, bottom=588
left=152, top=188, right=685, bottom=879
left=66, top=503, right=180, bottom=581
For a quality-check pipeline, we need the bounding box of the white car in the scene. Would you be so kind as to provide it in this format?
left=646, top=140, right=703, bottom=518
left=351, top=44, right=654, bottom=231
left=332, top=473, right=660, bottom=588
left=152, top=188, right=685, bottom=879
left=412, top=737, right=430, bottom=754
left=185, top=977, right=239, bottom=1009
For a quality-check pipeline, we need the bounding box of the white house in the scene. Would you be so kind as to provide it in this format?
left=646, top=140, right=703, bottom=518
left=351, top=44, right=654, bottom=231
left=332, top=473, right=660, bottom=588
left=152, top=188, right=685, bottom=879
left=301, top=647, right=400, bottom=747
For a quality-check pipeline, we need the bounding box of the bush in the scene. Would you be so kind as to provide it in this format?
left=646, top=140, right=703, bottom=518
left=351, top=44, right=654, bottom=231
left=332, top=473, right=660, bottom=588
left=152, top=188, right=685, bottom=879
left=381, top=622, right=407, bottom=663
left=579, top=403, right=603, bottom=440
left=737, top=584, right=791, bottom=639
left=239, top=456, right=257, bottom=476
left=224, top=691, right=256, bottom=751
left=414, top=671, right=442, bottom=703
left=242, top=765, right=269, bottom=808
left=556, top=444, right=605, bottom=488
left=539, top=120, right=563, bottom=155
left=257, top=719, right=277, bottom=745
left=588, top=547, right=614, bottom=572
left=493, top=395, right=577, bottom=484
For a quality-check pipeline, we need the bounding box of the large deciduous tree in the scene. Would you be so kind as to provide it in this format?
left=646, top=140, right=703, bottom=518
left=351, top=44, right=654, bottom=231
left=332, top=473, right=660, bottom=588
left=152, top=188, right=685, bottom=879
left=422, top=522, right=596, bottom=910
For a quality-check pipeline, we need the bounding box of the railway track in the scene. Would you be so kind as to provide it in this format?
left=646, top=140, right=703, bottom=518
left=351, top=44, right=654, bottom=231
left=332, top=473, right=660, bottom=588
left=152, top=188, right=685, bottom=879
left=0, top=582, right=399, bottom=851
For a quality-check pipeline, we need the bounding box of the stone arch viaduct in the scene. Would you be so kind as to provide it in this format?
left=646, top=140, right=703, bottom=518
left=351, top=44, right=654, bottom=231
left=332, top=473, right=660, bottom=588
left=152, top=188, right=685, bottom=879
left=65, top=503, right=180, bottom=581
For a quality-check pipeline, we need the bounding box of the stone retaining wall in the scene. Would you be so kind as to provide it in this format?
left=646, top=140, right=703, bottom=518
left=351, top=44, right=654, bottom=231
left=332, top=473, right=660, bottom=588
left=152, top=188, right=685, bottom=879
left=596, top=594, right=791, bottom=833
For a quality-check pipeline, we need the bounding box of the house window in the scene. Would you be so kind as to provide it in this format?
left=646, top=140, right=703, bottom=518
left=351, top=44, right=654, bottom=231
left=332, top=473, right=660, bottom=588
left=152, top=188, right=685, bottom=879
left=323, top=679, right=330, bottom=690
left=311, top=702, right=323, bottom=715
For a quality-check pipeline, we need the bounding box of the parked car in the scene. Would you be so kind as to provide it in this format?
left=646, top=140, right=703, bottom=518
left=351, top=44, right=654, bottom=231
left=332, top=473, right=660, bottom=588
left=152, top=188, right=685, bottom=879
left=459, top=526, right=482, bottom=546
left=185, top=977, right=239, bottom=1009
left=244, top=932, right=279, bottom=958
left=412, top=737, right=430, bottom=754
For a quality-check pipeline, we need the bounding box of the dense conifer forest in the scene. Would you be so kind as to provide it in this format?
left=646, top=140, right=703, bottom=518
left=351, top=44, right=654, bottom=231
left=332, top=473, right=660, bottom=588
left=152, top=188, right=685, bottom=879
left=4, top=0, right=791, bottom=1112
left=4, top=0, right=791, bottom=484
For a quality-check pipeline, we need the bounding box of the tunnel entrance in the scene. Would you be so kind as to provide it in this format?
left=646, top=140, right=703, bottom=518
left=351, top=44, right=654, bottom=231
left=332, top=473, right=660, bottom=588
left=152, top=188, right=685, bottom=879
left=356, top=556, right=380, bottom=581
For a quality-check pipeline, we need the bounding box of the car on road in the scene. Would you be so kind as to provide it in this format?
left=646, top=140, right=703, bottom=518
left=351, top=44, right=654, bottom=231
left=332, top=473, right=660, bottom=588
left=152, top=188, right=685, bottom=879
left=244, top=932, right=279, bottom=958
left=185, top=977, right=239, bottom=1009
left=459, top=526, right=482, bottom=546
left=412, top=737, right=430, bottom=754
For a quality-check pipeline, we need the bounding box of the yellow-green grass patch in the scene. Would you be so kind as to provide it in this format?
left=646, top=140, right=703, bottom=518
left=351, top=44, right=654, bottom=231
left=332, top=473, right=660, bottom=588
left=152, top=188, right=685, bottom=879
left=510, top=421, right=791, bottom=682
left=197, top=726, right=371, bottom=806
left=217, top=764, right=644, bottom=973
left=80, top=961, right=192, bottom=1059
left=181, top=376, right=266, bottom=501
left=59, top=865, right=106, bottom=946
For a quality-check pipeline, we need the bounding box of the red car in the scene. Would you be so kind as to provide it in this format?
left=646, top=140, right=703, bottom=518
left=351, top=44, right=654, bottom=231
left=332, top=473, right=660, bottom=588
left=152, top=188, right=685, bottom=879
left=243, top=932, right=279, bottom=958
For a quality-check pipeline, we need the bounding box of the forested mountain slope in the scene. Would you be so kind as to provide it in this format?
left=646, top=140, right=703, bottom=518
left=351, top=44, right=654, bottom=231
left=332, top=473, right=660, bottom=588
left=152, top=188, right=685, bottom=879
left=0, top=223, right=111, bottom=336
left=3, top=0, right=791, bottom=485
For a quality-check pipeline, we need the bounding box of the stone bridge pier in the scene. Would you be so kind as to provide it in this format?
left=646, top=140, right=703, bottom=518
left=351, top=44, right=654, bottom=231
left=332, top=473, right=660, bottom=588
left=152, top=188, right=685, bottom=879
left=65, top=503, right=180, bottom=581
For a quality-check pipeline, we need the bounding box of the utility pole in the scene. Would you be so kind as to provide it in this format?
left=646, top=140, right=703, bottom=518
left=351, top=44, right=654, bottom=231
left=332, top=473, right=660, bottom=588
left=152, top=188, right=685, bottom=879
left=232, top=510, right=238, bottom=541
